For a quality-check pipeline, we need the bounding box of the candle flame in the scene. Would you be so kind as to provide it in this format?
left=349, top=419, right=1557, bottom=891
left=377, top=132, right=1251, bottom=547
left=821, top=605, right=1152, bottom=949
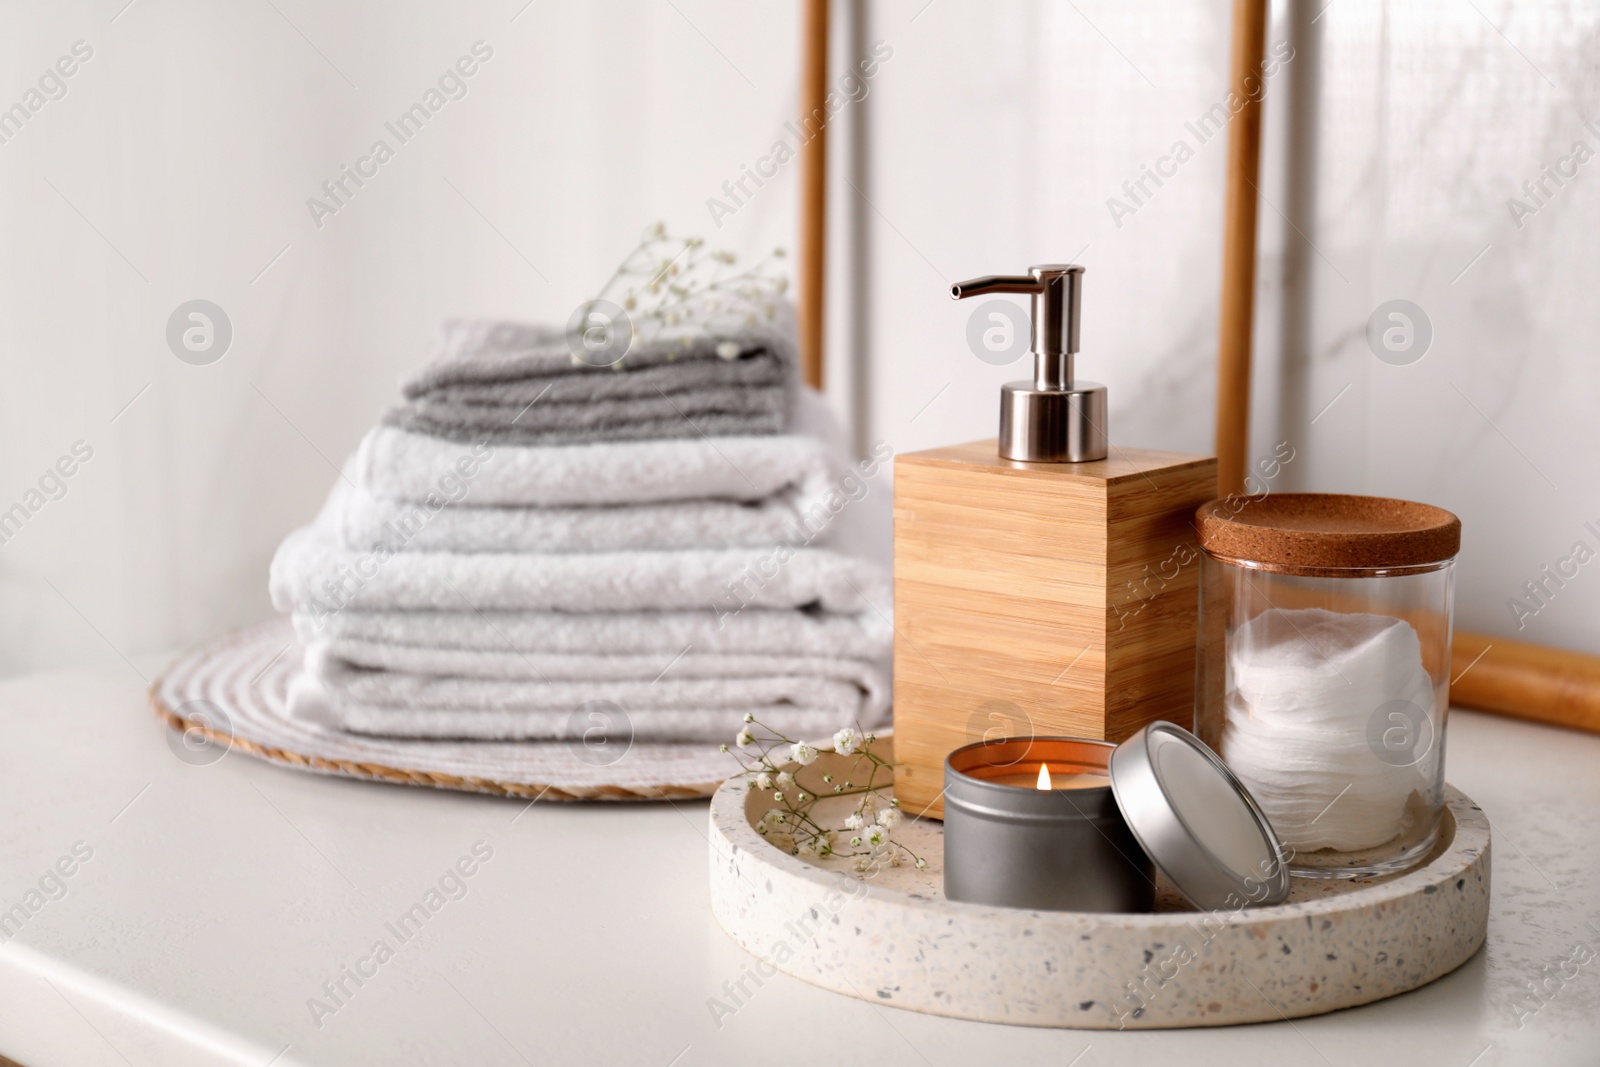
left=1036, top=763, right=1052, bottom=790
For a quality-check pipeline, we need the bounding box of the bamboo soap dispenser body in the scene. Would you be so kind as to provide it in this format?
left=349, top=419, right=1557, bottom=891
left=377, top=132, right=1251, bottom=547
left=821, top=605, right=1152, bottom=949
left=892, top=265, right=1216, bottom=819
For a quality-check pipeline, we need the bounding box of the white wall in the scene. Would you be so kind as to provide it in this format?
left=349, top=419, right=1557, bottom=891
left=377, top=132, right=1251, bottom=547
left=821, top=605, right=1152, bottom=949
left=0, top=0, right=1595, bottom=676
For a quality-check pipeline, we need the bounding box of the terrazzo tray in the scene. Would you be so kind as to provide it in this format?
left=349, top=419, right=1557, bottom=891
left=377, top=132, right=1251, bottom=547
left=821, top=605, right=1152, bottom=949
left=708, top=743, right=1490, bottom=1029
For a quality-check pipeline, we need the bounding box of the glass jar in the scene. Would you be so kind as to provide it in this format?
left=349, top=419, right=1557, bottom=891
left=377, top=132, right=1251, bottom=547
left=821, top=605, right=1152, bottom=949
left=1193, top=493, right=1460, bottom=879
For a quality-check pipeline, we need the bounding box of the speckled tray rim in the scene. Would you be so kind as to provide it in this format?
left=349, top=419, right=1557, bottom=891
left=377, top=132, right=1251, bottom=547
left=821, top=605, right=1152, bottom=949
left=709, top=767, right=1490, bottom=1029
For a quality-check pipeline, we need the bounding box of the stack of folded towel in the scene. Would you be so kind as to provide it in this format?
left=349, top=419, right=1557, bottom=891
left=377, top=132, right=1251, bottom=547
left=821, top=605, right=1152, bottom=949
left=268, top=304, right=892, bottom=746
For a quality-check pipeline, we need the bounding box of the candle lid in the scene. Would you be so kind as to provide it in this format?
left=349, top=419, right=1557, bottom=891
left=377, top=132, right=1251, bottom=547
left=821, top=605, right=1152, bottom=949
left=1108, top=721, right=1290, bottom=910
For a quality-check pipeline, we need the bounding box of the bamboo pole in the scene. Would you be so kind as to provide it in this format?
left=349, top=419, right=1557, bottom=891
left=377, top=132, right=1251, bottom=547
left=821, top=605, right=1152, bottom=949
left=1214, top=0, right=1269, bottom=497
left=797, top=0, right=829, bottom=391
left=1450, top=631, right=1600, bottom=734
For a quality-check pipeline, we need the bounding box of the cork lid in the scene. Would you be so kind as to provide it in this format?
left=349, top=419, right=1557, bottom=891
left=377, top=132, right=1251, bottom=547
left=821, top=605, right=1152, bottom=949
left=1195, top=493, right=1460, bottom=575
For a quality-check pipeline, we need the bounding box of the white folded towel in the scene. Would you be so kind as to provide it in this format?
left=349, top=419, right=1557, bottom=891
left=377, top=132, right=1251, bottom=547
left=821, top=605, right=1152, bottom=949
left=287, top=673, right=866, bottom=742
left=269, top=386, right=895, bottom=746
left=291, top=637, right=889, bottom=740
left=355, top=427, right=840, bottom=508
left=336, top=484, right=838, bottom=554
left=290, top=607, right=892, bottom=659
left=311, top=638, right=885, bottom=683
left=271, top=526, right=889, bottom=620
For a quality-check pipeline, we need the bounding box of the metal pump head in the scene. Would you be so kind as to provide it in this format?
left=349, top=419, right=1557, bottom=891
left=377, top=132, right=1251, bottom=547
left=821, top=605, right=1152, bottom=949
left=951, top=264, right=1108, bottom=463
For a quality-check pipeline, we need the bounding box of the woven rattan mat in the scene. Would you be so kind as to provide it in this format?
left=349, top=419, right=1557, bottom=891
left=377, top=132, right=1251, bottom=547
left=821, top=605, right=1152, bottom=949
left=149, top=619, right=731, bottom=801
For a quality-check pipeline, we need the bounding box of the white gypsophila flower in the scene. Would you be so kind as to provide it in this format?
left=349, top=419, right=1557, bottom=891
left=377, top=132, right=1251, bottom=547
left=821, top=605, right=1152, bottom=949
left=832, top=727, right=861, bottom=755
left=769, top=833, right=795, bottom=852
left=789, top=742, right=819, bottom=766
left=776, top=771, right=796, bottom=791
left=796, top=836, right=821, bottom=859
left=843, top=813, right=865, bottom=831
left=742, top=712, right=754, bottom=723
left=864, top=825, right=889, bottom=848
left=755, top=772, right=773, bottom=790
left=735, top=728, right=755, bottom=748
left=715, top=341, right=742, bottom=361
left=914, top=857, right=927, bottom=870
left=852, top=855, right=873, bottom=872
left=796, top=792, right=809, bottom=804
left=877, top=808, right=902, bottom=829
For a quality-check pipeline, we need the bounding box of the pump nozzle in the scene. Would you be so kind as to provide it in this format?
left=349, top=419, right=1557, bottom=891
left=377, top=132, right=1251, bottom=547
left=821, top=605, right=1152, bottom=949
left=951, top=263, right=1106, bottom=463
left=951, top=265, right=1082, bottom=391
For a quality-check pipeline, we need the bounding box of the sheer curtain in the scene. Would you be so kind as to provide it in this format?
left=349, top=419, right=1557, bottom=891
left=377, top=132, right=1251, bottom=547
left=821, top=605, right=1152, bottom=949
left=1263, top=0, right=1600, bottom=651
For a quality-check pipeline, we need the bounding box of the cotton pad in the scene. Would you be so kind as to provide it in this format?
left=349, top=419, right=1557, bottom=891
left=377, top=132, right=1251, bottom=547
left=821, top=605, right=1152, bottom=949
left=1220, top=607, right=1438, bottom=853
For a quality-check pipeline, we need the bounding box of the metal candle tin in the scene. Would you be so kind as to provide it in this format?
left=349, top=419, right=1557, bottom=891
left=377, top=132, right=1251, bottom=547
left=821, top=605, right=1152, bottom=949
left=944, top=723, right=1292, bottom=914
left=944, top=737, right=1154, bottom=913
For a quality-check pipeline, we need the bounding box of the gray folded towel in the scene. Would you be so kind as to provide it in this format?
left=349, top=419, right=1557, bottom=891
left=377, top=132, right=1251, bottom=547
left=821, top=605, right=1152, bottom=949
left=384, top=380, right=787, bottom=445
left=405, top=335, right=787, bottom=400
left=390, top=304, right=796, bottom=445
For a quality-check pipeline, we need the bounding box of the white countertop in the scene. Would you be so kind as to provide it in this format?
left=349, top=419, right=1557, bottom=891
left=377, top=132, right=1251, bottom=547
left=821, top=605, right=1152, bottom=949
left=0, top=656, right=1596, bottom=1066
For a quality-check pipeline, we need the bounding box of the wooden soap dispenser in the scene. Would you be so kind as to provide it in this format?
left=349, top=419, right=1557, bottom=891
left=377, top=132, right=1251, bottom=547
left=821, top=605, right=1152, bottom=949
left=892, top=264, right=1217, bottom=818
